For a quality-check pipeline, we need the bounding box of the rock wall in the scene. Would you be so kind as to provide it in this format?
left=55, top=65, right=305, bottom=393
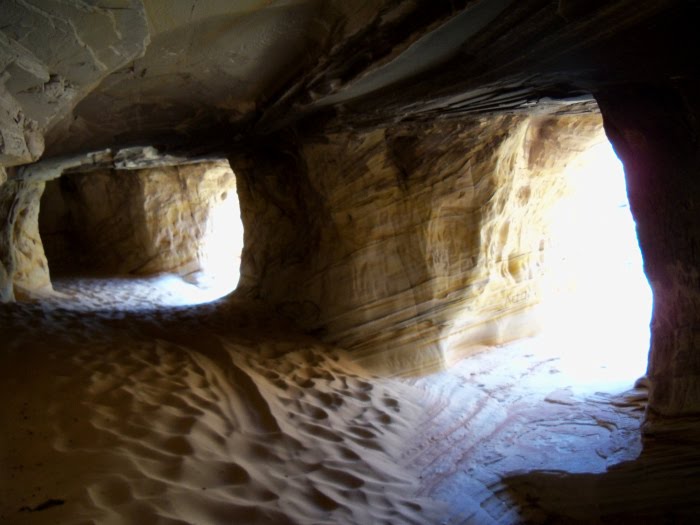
left=597, top=82, right=700, bottom=424
left=234, top=112, right=604, bottom=374
left=0, top=178, right=51, bottom=301
left=0, top=153, right=114, bottom=302
left=0, top=0, right=148, bottom=166
left=40, top=160, right=237, bottom=278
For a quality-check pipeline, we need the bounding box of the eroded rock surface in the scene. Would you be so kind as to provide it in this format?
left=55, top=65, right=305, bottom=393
left=0, top=178, right=50, bottom=301
left=40, top=160, right=238, bottom=277
left=235, top=112, right=604, bottom=373
left=0, top=0, right=149, bottom=165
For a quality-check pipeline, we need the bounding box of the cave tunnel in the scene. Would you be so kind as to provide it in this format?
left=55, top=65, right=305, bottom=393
left=1, top=1, right=699, bottom=524
left=36, top=159, right=244, bottom=308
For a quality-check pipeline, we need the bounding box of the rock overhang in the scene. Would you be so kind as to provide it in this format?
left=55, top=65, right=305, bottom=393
left=1, top=0, right=696, bottom=164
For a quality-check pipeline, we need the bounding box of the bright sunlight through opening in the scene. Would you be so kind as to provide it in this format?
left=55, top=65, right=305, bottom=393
left=191, top=186, right=244, bottom=300
left=47, top=179, right=245, bottom=311
left=537, top=139, right=652, bottom=393
left=135, top=174, right=244, bottom=308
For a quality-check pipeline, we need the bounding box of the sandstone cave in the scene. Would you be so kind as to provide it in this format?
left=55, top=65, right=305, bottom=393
left=37, top=159, right=243, bottom=306
left=1, top=1, right=699, bottom=524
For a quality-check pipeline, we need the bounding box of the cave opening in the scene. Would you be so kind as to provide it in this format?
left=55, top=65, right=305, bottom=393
left=37, top=159, right=244, bottom=308
left=436, top=112, right=652, bottom=399
left=534, top=137, right=653, bottom=393
left=404, top=120, right=656, bottom=511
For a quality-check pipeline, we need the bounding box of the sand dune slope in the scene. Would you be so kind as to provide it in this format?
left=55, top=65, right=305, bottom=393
left=0, top=287, right=442, bottom=525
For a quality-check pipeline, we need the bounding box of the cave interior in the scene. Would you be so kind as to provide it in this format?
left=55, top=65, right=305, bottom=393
left=1, top=1, right=700, bottom=523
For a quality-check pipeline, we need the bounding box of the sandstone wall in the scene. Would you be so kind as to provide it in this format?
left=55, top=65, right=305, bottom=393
left=40, top=160, right=237, bottom=277
left=0, top=0, right=148, bottom=166
left=0, top=178, right=51, bottom=301
left=234, top=113, right=604, bottom=374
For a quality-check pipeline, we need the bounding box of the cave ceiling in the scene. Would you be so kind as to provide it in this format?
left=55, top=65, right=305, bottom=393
left=0, top=0, right=697, bottom=165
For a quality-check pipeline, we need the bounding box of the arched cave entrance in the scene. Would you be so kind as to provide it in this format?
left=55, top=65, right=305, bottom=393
left=38, top=159, right=244, bottom=308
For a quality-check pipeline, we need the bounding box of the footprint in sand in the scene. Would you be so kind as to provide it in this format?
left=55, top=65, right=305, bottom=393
left=217, top=463, right=251, bottom=486
left=337, top=446, right=361, bottom=461
left=382, top=397, right=400, bottom=411
left=308, top=487, right=340, bottom=511
left=296, top=378, right=315, bottom=388
left=353, top=392, right=372, bottom=402
left=299, top=422, right=343, bottom=442
left=316, top=392, right=343, bottom=408
left=378, top=413, right=392, bottom=424
left=159, top=435, right=195, bottom=456
left=313, top=468, right=365, bottom=489
left=347, top=425, right=377, bottom=439
left=298, top=402, right=329, bottom=420
left=348, top=378, right=374, bottom=392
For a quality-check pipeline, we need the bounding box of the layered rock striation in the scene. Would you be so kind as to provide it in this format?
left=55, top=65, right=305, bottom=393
left=41, top=160, right=237, bottom=277
left=0, top=156, right=237, bottom=301
left=234, top=112, right=605, bottom=373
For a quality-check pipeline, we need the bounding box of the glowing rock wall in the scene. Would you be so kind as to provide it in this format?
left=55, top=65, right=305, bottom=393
left=40, top=160, right=237, bottom=277
left=235, top=113, right=604, bottom=374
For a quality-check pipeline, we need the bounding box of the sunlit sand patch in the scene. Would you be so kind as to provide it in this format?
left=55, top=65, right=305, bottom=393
left=537, top=140, right=652, bottom=394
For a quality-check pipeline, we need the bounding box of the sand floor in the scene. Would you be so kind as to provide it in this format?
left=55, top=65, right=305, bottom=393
left=2, top=276, right=695, bottom=524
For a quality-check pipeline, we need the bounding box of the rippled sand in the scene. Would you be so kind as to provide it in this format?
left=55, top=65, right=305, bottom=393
left=4, top=275, right=690, bottom=524
left=0, top=277, right=441, bottom=525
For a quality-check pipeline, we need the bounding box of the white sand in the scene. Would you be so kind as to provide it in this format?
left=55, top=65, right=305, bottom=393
left=0, top=277, right=443, bottom=525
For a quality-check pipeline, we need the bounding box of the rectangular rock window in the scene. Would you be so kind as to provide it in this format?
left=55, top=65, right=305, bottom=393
left=38, top=160, right=243, bottom=307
